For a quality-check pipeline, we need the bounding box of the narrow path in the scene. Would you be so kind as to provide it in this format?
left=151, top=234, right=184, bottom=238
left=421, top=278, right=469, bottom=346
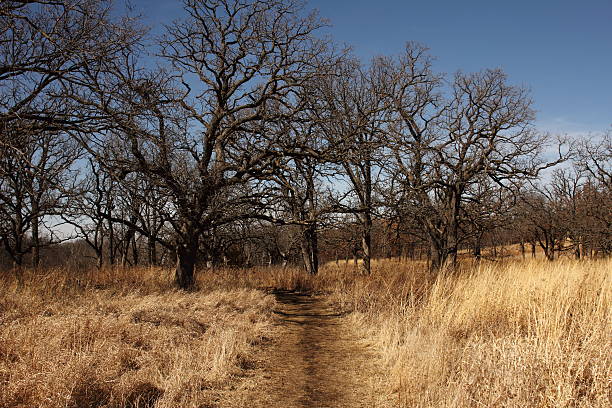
left=228, top=290, right=388, bottom=408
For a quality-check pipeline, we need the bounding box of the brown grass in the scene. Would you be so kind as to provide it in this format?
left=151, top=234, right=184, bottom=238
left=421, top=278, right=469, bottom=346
left=1, top=256, right=609, bottom=407
left=319, top=258, right=611, bottom=407
left=0, top=267, right=275, bottom=408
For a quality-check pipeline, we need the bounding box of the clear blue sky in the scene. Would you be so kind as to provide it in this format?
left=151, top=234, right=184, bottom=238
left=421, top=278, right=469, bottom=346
left=130, top=0, right=612, bottom=136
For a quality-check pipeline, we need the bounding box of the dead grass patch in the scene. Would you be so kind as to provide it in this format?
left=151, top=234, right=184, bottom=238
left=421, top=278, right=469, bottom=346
left=325, top=258, right=611, bottom=407
left=0, top=268, right=275, bottom=408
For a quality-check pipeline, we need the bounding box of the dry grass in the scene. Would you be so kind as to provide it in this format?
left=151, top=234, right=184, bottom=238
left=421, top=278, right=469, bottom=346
left=0, top=267, right=276, bottom=408
left=1, top=256, right=609, bottom=407
left=321, top=258, right=611, bottom=407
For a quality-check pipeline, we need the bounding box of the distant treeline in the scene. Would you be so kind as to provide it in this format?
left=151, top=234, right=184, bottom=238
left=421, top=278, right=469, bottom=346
left=1, top=1, right=610, bottom=287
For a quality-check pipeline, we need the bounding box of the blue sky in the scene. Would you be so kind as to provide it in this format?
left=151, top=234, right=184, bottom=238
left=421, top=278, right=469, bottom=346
left=130, top=0, right=612, bottom=136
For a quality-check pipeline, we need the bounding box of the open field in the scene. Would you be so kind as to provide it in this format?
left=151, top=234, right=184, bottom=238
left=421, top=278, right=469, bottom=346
left=0, top=268, right=276, bottom=407
left=1, top=258, right=610, bottom=407
left=322, top=258, right=612, bottom=407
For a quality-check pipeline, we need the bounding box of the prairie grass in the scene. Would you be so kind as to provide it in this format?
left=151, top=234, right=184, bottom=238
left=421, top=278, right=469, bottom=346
left=321, top=258, right=611, bottom=407
left=0, top=267, right=276, bottom=408
left=1, top=256, right=609, bottom=407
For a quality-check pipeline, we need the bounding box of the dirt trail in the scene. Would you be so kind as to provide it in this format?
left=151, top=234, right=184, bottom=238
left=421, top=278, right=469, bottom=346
left=228, top=290, right=388, bottom=408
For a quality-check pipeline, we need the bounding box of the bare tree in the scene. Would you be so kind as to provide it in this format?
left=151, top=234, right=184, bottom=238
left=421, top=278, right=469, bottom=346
left=1, top=0, right=140, bottom=271
left=265, top=107, right=342, bottom=274
left=383, top=43, right=563, bottom=270
left=62, top=158, right=114, bottom=269
left=308, top=58, right=388, bottom=274
left=520, top=186, right=569, bottom=261
left=461, top=176, right=517, bottom=261
left=575, top=181, right=612, bottom=257
left=0, top=126, right=79, bottom=268
left=270, top=155, right=325, bottom=274
left=547, top=148, right=612, bottom=259
left=1, top=0, right=137, bottom=130
left=66, top=0, right=332, bottom=288
left=577, top=131, right=611, bottom=188
left=576, top=131, right=611, bottom=256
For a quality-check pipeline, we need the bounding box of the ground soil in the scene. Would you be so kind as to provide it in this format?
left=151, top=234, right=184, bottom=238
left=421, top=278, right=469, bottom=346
left=224, top=290, right=389, bottom=408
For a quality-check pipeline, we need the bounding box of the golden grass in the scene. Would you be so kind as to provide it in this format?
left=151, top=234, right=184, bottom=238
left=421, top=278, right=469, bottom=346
left=0, top=267, right=275, bottom=408
left=321, top=258, right=611, bottom=407
left=1, top=256, right=609, bottom=407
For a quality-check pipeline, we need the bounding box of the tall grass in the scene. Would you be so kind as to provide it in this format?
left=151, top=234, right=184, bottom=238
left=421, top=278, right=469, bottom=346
left=1, top=257, right=609, bottom=407
left=322, top=258, right=611, bottom=407
left=0, top=267, right=276, bottom=408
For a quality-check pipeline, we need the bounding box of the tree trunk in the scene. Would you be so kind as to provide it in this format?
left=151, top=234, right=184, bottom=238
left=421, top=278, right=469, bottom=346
left=300, top=226, right=316, bottom=275
left=429, top=241, right=444, bottom=272
left=311, top=226, right=319, bottom=274
left=13, top=260, right=24, bottom=288
left=121, top=225, right=136, bottom=268
left=299, top=223, right=318, bottom=274
left=131, top=234, right=139, bottom=266
left=12, top=220, right=24, bottom=267
left=473, top=240, right=482, bottom=261
left=97, top=250, right=104, bottom=269
left=429, top=231, right=457, bottom=272
left=546, top=246, right=555, bottom=261
left=148, top=237, right=157, bottom=265
left=439, top=231, right=459, bottom=269
left=360, top=212, right=372, bottom=275
left=575, top=240, right=583, bottom=260
left=361, top=157, right=373, bottom=275
left=443, top=193, right=461, bottom=270
left=108, top=217, right=115, bottom=265
left=300, top=239, right=314, bottom=274
left=545, top=249, right=554, bottom=261
left=175, top=241, right=198, bottom=289
left=31, top=209, right=40, bottom=268
left=542, top=236, right=555, bottom=261
left=408, top=242, right=415, bottom=260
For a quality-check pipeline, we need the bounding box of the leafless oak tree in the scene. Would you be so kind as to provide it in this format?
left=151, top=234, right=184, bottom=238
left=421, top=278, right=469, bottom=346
left=383, top=43, right=564, bottom=270
left=1, top=0, right=139, bottom=270
left=65, top=0, right=332, bottom=288
left=307, top=58, right=388, bottom=274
